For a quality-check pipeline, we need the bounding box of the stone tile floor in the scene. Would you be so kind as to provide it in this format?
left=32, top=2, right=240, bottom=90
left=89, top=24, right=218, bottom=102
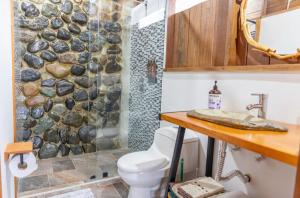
left=18, top=148, right=130, bottom=198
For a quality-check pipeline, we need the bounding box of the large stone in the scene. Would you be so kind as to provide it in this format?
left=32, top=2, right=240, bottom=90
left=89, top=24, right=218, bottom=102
left=38, top=143, right=58, bottom=159
left=111, top=12, right=121, bottom=22
left=68, top=132, right=80, bottom=144
left=32, top=136, right=43, bottom=149
left=88, top=41, right=102, bottom=52
left=43, top=99, right=53, bottom=112
left=23, top=53, right=44, bottom=69
left=31, top=106, right=44, bottom=119
left=41, top=29, right=56, bottom=41
left=52, top=104, right=67, bottom=115
left=78, top=51, right=91, bottom=64
left=56, top=80, right=74, bottom=96
left=71, top=64, right=85, bottom=76
left=41, top=3, right=59, bottom=18
left=82, top=144, right=96, bottom=153
left=107, top=45, right=121, bottom=54
left=75, top=75, right=93, bottom=88
left=104, top=101, right=119, bottom=112
left=48, top=111, right=60, bottom=122
left=88, top=59, right=102, bottom=73
left=102, top=74, right=120, bottom=86
left=22, top=82, right=39, bottom=97
left=79, top=31, right=94, bottom=42
left=81, top=102, right=93, bottom=111
left=65, top=98, right=75, bottom=110
left=87, top=20, right=101, bottom=31
left=71, top=38, right=85, bottom=52
left=28, top=40, right=49, bottom=53
left=34, top=117, right=54, bottom=134
left=51, top=17, right=64, bottom=29
left=21, top=69, right=41, bottom=82
left=40, top=50, right=57, bottom=62
left=28, top=16, right=49, bottom=31
left=44, top=129, right=60, bottom=143
left=17, top=106, right=29, bottom=120
left=107, top=85, right=121, bottom=102
left=107, top=33, right=121, bottom=44
left=62, top=112, right=83, bottom=127
left=52, top=41, right=70, bottom=53
left=40, top=87, right=56, bottom=97
left=71, top=12, right=88, bottom=25
left=70, top=145, right=83, bottom=155
left=61, top=14, right=71, bottom=23
left=68, top=23, right=81, bottom=34
left=58, top=53, right=78, bottom=64
left=106, top=111, right=120, bottom=128
left=46, top=64, right=70, bottom=78
left=60, top=0, right=73, bottom=14
left=23, top=117, right=37, bottom=129
left=57, top=28, right=71, bottom=40
left=105, top=61, right=121, bottom=74
left=18, top=30, right=37, bottom=43
left=78, top=125, right=96, bottom=143
left=18, top=129, right=32, bottom=141
left=24, top=3, right=40, bottom=18
left=41, top=78, right=56, bottom=87
left=104, top=22, right=121, bottom=33
left=59, top=127, right=69, bottom=144
left=88, top=87, right=98, bottom=100
left=82, top=2, right=97, bottom=16
left=25, top=96, right=46, bottom=107
left=73, top=89, right=88, bottom=101
left=93, top=74, right=101, bottom=87
left=59, top=144, right=70, bottom=156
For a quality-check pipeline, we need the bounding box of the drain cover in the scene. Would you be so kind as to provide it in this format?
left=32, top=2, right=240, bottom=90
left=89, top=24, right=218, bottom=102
left=102, top=172, right=108, bottom=178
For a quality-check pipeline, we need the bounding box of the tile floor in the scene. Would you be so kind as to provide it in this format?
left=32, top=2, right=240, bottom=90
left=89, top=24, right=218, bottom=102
left=18, top=149, right=130, bottom=198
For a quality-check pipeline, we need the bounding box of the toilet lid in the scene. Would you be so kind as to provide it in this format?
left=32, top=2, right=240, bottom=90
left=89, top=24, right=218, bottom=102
left=118, top=151, right=169, bottom=173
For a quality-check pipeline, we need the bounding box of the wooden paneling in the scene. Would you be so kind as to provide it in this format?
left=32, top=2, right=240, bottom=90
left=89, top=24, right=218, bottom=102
left=247, top=46, right=270, bottom=65
left=172, top=10, right=190, bottom=68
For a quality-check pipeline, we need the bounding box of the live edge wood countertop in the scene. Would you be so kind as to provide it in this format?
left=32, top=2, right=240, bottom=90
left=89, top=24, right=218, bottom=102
left=160, top=112, right=300, bottom=166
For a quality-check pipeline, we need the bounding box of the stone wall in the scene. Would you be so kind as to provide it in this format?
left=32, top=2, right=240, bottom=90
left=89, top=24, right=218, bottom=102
left=128, top=20, right=165, bottom=151
left=14, top=0, right=126, bottom=159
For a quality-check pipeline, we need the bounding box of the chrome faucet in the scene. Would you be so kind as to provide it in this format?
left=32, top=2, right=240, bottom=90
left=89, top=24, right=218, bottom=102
left=246, top=93, right=266, bottom=119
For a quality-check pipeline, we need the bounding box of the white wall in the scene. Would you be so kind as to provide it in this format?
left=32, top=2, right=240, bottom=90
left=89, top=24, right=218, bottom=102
left=0, top=0, right=16, bottom=198
left=161, top=72, right=300, bottom=198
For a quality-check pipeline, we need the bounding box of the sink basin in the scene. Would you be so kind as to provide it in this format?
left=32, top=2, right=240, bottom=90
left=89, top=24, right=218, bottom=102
left=187, top=109, right=288, bottom=132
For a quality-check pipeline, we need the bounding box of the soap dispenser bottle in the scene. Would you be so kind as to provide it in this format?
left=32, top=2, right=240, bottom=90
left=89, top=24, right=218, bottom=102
left=208, top=81, right=222, bottom=109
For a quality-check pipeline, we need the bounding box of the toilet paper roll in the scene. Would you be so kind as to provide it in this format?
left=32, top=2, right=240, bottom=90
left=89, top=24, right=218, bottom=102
left=9, top=152, right=38, bottom=178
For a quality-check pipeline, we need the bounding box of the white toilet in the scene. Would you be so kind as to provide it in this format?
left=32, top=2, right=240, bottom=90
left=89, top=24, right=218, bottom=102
left=117, top=127, right=199, bottom=198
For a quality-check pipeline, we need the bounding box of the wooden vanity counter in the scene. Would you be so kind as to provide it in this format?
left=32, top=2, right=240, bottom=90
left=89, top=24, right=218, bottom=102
left=161, top=112, right=300, bottom=166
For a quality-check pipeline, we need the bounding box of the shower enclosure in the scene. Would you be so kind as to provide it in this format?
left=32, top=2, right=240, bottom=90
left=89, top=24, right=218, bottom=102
left=13, top=0, right=133, bottom=195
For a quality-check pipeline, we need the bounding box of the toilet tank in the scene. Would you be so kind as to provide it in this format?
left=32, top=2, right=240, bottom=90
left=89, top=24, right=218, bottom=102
left=152, top=127, right=199, bottom=179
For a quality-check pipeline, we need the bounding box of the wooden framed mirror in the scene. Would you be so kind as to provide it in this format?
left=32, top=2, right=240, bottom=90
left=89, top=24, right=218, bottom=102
left=240, top=0, right=300, bottom=60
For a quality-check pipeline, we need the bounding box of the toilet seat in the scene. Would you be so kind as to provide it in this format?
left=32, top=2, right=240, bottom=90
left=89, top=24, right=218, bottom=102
left=118, top=150, right=169, bottom=173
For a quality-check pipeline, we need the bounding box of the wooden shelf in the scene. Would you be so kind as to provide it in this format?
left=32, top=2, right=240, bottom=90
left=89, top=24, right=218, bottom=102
left=164, top=64, right=300, bottom=73
left=4, top=142, right=33, bottom=161
left=161, top=112, right=300, bottom=166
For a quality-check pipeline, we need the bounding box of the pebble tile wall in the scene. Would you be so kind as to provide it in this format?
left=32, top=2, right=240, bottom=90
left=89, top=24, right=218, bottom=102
left=13, top=0, right=130, bottom=159
left=128, top=20, right=165, bottom=151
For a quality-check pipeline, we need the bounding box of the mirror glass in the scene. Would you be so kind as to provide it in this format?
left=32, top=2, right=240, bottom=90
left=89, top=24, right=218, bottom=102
left=244, top=0, right=300, bottom=55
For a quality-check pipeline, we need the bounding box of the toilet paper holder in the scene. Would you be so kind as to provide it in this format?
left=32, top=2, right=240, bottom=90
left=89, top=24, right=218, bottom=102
left=4, top=142, right=33, bottom=168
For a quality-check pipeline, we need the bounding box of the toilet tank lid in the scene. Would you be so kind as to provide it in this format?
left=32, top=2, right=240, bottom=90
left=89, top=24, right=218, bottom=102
left=156, top=127, right=198, bottom=143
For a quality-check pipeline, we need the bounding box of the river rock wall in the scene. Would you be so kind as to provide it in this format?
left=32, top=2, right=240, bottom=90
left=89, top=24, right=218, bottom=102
left=14, top=0, right=125, bottom=159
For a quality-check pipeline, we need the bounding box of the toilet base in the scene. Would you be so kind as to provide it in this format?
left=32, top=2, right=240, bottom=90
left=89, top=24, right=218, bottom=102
left=128, top=187, right=152, bottom=198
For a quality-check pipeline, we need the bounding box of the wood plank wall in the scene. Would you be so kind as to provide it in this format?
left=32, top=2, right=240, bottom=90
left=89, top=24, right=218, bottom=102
left=165, top=0, right=300, bottom=71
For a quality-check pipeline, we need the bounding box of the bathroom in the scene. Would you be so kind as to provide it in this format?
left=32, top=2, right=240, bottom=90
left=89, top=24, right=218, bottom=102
left=1, top=0, right=300, bottom=197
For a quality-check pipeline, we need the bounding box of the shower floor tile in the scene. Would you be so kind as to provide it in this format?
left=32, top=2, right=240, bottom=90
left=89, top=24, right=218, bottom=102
left=18, top=149, right=130, bottom=197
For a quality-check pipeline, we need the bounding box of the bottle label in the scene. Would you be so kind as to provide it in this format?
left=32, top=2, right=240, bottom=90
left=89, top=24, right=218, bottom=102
left=208, top=94, right=222, bottom=109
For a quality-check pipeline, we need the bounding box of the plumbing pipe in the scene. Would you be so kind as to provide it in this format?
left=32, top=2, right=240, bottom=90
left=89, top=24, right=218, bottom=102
left=215, top=141, right=251, bottom=183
